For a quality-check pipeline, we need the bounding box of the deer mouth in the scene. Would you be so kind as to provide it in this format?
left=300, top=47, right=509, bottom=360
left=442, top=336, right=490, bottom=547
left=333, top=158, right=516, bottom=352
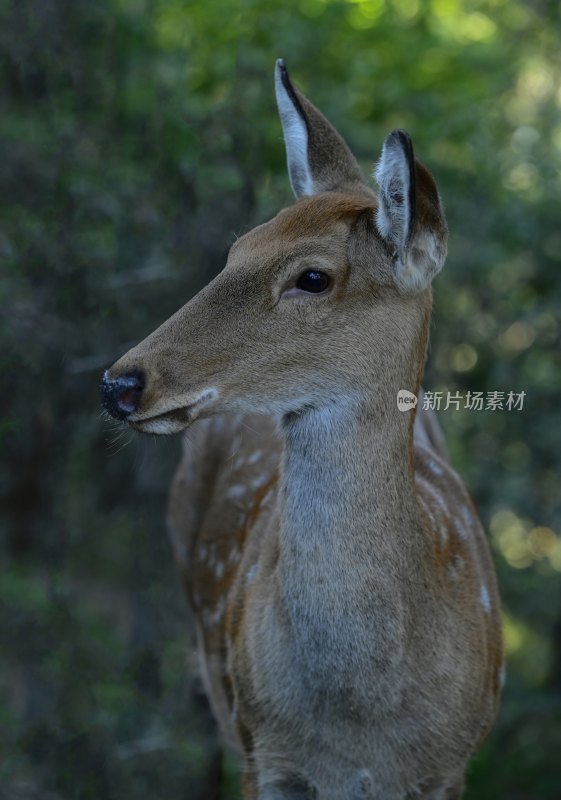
left=129, top=388, right=218, bottom=435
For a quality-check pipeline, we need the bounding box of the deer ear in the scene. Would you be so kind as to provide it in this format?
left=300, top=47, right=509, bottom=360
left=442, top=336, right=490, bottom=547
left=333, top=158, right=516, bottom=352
left=374, top=129, right=448, bottom=293
left=274, top=59, right=371, bottom=199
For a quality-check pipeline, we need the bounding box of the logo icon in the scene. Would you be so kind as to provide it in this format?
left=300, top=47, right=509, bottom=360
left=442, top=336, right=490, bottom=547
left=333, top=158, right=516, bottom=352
left=397, top=389, right=418, bottom=412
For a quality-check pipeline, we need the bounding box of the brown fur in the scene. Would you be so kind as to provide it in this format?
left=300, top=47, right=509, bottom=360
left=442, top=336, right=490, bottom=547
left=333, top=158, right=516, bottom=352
left=106, top=67, right=502, bottom=799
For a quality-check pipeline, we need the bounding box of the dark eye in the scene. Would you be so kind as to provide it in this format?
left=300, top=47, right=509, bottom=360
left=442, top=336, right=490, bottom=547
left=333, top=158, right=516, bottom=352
left=296, top=270, right=330, bottom=294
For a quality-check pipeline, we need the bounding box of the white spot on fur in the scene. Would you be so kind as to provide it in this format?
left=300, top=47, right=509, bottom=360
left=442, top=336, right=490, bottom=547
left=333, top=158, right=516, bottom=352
left=227, top=484, right=246, bottom=499
left=418, top=495, right=435, bottom=528
left=227, top=545, right=241, bottom=565
left=202, top=596, right=226, bottom=629
left=419, top=482, right=448, bottom=542
left=458, top=505, right=473, bottom=539
left=246, top=563, right=258, bottom=585
left=251, top=474, right=269, bottom=490
left=480, top=584, right=491, bottom=613
left=247, top=450, right=263, bottom=465
left=447, top=554, right=464, bottom=579
left=197, top=545, right=208, bottom=562
left=215, top=561, right=225, bottom=580
left=429, top=459, right=443, bottom=476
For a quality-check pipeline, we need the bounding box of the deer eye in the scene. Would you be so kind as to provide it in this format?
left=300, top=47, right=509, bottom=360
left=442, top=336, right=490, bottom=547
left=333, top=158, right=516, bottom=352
left=296, top=270, right=330, bottom=294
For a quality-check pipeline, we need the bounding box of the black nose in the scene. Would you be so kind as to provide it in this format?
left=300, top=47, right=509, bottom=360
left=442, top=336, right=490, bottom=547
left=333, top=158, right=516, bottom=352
left=101, top=370, right=145, bottom=420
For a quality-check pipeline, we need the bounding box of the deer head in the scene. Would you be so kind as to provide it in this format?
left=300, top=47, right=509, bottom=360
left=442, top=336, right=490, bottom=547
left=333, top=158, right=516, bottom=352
left=101, top=60, right=447, bottom=434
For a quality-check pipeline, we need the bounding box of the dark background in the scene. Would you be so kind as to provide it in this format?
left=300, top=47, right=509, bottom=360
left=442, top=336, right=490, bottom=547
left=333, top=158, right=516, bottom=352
left=1, top=0, right=560, bottom=797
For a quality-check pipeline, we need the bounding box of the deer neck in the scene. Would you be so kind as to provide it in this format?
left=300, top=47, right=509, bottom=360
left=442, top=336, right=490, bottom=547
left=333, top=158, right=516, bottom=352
left=276, top=367, right=429, bottom=662
left=279, top=394, right=420, bottom=567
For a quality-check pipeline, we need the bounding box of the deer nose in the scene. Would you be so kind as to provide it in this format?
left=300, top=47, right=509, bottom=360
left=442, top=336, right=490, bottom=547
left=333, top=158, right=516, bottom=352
left=101, top=370, right=145, bottom=420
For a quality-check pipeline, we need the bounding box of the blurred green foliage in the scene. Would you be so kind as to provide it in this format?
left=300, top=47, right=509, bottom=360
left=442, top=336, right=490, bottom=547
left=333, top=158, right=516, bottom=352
left=1, top=0, right=560, bottom=797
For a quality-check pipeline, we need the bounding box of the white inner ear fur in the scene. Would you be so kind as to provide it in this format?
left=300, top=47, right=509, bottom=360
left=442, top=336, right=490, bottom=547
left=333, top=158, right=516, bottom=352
left=374, top=137, right=411, bottom=253
left=274, top=63, right=314, bottom=198
left=374, top=136, right=445, bottom=293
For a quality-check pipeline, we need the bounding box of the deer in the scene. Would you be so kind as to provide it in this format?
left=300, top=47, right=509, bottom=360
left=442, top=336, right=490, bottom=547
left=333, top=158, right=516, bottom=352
left=101, top=60, right=503, bottom=800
